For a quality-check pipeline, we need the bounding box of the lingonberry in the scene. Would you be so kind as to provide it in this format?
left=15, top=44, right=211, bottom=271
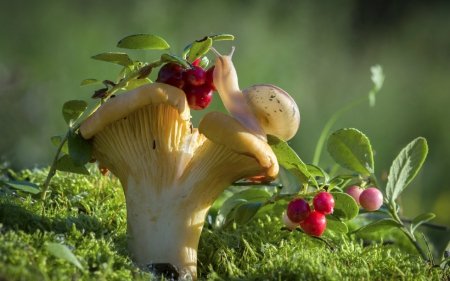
left=299, top=210, right=327, bottom=237
left=359, top=187, right=383, bottom=211
left=345, top=185, right=364, bottom=205
left=313, top=192, right=335, bottom=215
left=282, top=212, right=298, bottom=231
left=156, top=63, right=187, bottom=89
left=186, top=65, right=206, bottom=86
left=205, top=66, right=217, bottom=91
left=286, top=198, right=311, bottom=223
left=184, top=84, right=213, bottom=110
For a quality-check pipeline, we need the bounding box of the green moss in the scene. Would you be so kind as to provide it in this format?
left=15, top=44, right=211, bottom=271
left=0, top=168, right=448, bottom=280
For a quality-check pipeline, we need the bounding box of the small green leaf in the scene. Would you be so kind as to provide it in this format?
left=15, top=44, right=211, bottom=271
left=55, top=155, right=89, bottom=175
left=327, top=128, right=374, bottom=175
left=325, top=215, right=348, bottom=233
left=62, top=100, right=88, bottom=127
left=117, top=34, right=170, bottom=50
left=91, top=52, right=133, bottom=67
left=51, top=135, right=69, bottom=155
left=410, top=213, right=435, bottom=234
left=306, top=164, right=330, bottom=183
left=160, top=54, right=193, bottom=69
left=386, top=137, right=428, bottom=202
left=188, top=37, right=213, bottom=63
left=327, top=178, right=344, bottom=192
left=218, top=199, right=248, bottom=220
left=210, top=34, right=235, bottom=41
left=80, top=78, right=103, bottom=86
left=350, top=218, right=401, bottom=235
left=234, top=202, right=263, bottom=226
left=68, top=130, right=92, bottom=167
left=123, top=78, right=152, bottom=90
left=331, top=192, right=359, bottom=221
left=268, top=134, right=311, bottom=185
left=1, top=181, right=40, bottom=194
left=46, top=243, right=84, bottom=271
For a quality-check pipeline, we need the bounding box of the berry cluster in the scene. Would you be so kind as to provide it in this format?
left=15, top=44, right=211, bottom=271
left=283, top=192, right=335, bottom=237
left=156, top=59, right=216, bottom=110
left=346, top=186, right=383, bottom=211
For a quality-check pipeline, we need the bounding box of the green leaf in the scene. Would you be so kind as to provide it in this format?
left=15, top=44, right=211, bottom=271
left=160, top=54, right=193, bottom=70
left=117, top=34, right=170, bottom=50
left=325, top=215, right=348, bottom=233
left=62, top=100, right=88, bottom=127
left=218, top=199, right=248, bottom=220
left=68, top=130, right=92, bottom=167
left=350, top=218, right=401, bottom=235
left=1, top=181, right=40, bottom=194
left=46, top=243, right=84, bottom=271
left=327, top=178, right=344, bottom=192
left=219, top=189, right=271, bottom=219
left=410, top=213, right=435, bottom=234
left=306, top=164, right=330, bottom=183
left=331, top=192, right=359, bottom=221
left=55, top=155, right=89, bottom=175
left=210, top=34, right=235, bottom=41
left=123, top=78, right=152, bottom=90
left=386, top=137, right=428, bottom=202
left=91, top=52, right=133, bottom=67
left=268, top=135, right=311, bottom=185
left=327, top=128, right=374, bottom=175
left=198, top=56, right=209, bottom=69
left=187, top=37, right=213, bottom=63
left=80, top=78, right=103, bottom=86
left=51, top=135, right=69, bottom=155
left=234, top=202, right=263, bottom=226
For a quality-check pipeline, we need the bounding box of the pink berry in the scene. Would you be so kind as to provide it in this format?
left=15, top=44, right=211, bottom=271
left=286, top=198, right=311, bottom=223
left=184, top=84, right=213, bottom=110
left=156, top=63, right=187, bottom=89
left=205, top=66, right=217, bottom=91
left=282, top=212, right=298, bottom=231
left=186, top=65, right=206, bottom=86
left=359, top=187, right=383, bottom=211
left=313, top=192, right=335, bottom=215
left=299, top=210, right=327, bottom=237
left=346, top=186, right=364, bottom=205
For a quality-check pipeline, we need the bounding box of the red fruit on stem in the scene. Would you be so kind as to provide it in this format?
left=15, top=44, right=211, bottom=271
left=184, top=84, right=213, bottom=110
left=360, top=187, right=383, bottom=211
left=313, top=192, right=335, bottom=215
left=156, top=63, right=186, bottom=89
left=186, top=65, right=206, bottom=86
left=300, top=210, right=327, bottom=237
left=205, top=66, right=217, bottom=91
left=192, top=58, right=201, bottom=66
left=286, top=198, right=311, bottom=223
left=345, top=186, right=364, bottom=205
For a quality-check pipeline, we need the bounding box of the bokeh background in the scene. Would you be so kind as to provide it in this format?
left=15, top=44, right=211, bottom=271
left=1, top=1, right=449, bottom=253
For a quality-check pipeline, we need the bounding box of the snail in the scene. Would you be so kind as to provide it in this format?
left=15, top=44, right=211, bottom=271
left=210, top=47, right=300, bottom=142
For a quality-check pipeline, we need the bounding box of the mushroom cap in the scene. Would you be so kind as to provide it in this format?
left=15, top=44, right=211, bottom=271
left=243, top=84, right=300, bottom=141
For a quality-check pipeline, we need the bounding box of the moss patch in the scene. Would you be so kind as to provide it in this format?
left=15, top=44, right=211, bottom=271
left=0, top=168, right=448, bottom=280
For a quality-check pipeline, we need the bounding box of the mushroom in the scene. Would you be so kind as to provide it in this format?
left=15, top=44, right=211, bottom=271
left=79, top=47, right=300, bottom=279
left=79, top=82, right=282, bottom=279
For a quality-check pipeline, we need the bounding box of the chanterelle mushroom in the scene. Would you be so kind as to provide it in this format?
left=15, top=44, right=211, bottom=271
left=79, top=82, right=282, bottom=279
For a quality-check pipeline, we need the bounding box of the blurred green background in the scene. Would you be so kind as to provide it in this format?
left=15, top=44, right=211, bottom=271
left=1, top=1, right=449, bottom=252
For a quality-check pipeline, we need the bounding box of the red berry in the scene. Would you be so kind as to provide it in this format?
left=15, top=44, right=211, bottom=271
left=300, top=210, right=327, bottom=236
left=205, top=66, right=217, bottom=91
left=156, top=63, right=186, bottom=89
left=186, top=66, right=206, bottom=86
left=345, top=186, right=363, bottom=205
left=286, top=198, right=311, bottom=223
left=282, top=212, right=298, bottom=231
left=359, top=187, right=383, bottom=211
left=192, top=58, right=201, bottom=66
left=313, top=192, right=335, bottom=215
left=184, top=84, right=213, bottom=110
